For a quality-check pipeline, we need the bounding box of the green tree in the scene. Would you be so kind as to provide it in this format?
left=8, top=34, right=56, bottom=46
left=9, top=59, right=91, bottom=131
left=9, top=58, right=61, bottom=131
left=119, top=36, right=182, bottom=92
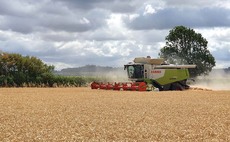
left=0, top=52, right=54, bottom=87
left=159, top=26, right=216, bottom=77
left=0, top=51, right=89, bottom=87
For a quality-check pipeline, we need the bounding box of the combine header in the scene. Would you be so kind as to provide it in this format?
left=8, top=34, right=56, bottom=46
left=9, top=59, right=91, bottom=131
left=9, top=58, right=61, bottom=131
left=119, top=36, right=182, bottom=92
left=91, top=82, right=147, bottom=91
left=91, top=57, right=196, bottom=91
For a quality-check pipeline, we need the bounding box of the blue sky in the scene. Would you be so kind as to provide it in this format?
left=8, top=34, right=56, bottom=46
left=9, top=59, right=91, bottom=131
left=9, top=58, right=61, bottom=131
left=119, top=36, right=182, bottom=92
left=0, top=0, right=230, bottom=70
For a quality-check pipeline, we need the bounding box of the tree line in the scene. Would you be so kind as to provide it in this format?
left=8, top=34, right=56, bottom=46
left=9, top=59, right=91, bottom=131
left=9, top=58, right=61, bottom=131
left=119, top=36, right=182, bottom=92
left=0, top=52, right=91, bottom=87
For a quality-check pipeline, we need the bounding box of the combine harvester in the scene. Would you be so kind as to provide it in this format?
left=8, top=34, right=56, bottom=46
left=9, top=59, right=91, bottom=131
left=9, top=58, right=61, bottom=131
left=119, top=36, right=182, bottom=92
left=91, top=57, right=196, bottom=91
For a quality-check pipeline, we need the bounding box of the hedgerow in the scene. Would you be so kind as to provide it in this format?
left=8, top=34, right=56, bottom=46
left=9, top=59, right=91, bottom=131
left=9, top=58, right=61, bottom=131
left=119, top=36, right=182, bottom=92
left=0, top=52, right=96, bottom=87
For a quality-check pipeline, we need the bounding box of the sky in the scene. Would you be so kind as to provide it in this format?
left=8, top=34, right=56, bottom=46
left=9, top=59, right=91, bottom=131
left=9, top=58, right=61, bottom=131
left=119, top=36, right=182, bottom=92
left=0, top=0, right=230, bottom=70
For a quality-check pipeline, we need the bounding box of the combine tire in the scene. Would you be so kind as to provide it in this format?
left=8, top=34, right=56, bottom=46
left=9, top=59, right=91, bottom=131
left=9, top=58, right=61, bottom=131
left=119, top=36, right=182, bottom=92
left=171, top=83, right=184, bottom=91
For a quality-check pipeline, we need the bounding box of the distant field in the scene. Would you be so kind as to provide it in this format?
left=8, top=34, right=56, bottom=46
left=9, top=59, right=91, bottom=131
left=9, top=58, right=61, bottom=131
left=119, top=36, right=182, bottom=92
left=0, top=88, right=229, bottom=141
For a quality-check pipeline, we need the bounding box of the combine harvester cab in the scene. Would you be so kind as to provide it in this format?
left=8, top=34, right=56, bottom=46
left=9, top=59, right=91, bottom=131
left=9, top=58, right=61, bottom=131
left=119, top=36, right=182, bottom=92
left=91, top=56, right=196, bottom=91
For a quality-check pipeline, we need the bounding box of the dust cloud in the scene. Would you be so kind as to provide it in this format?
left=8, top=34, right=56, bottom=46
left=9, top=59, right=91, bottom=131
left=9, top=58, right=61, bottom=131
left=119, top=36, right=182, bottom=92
left=192, top=69, right=230, bottom=90
left=103, top=70, right=128, bottom=82
left=94, top=69, right=129, bottom=82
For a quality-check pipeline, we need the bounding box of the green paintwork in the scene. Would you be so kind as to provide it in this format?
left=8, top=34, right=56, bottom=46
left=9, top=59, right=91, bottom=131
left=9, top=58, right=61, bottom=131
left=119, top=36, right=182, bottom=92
left=154, top=69, right=189, bottom=85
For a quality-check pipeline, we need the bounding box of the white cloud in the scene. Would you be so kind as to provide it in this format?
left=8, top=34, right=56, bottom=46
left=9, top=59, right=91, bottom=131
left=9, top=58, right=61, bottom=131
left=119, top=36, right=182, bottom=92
left=128, top=14, right=140, bottom=21
left=144, top=4, right=156, bottom=15
left=196, top=28, right=230, bottom=50
left=80, top=17, right=90, bottom=24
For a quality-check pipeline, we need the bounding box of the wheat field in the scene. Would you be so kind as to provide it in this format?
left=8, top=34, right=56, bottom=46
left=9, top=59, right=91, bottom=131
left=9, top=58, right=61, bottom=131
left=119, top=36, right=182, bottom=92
left=0, top=88, right=229, bottom=141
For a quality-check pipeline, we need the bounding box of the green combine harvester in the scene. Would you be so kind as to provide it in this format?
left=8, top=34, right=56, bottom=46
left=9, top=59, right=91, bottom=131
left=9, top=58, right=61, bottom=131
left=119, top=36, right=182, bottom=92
left=91, top=56, right=196, bottom=91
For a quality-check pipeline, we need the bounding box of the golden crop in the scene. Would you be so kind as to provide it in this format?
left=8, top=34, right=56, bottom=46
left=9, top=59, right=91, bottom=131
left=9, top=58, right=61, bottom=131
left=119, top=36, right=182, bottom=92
left=0, top=88, right=229, bottom=141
